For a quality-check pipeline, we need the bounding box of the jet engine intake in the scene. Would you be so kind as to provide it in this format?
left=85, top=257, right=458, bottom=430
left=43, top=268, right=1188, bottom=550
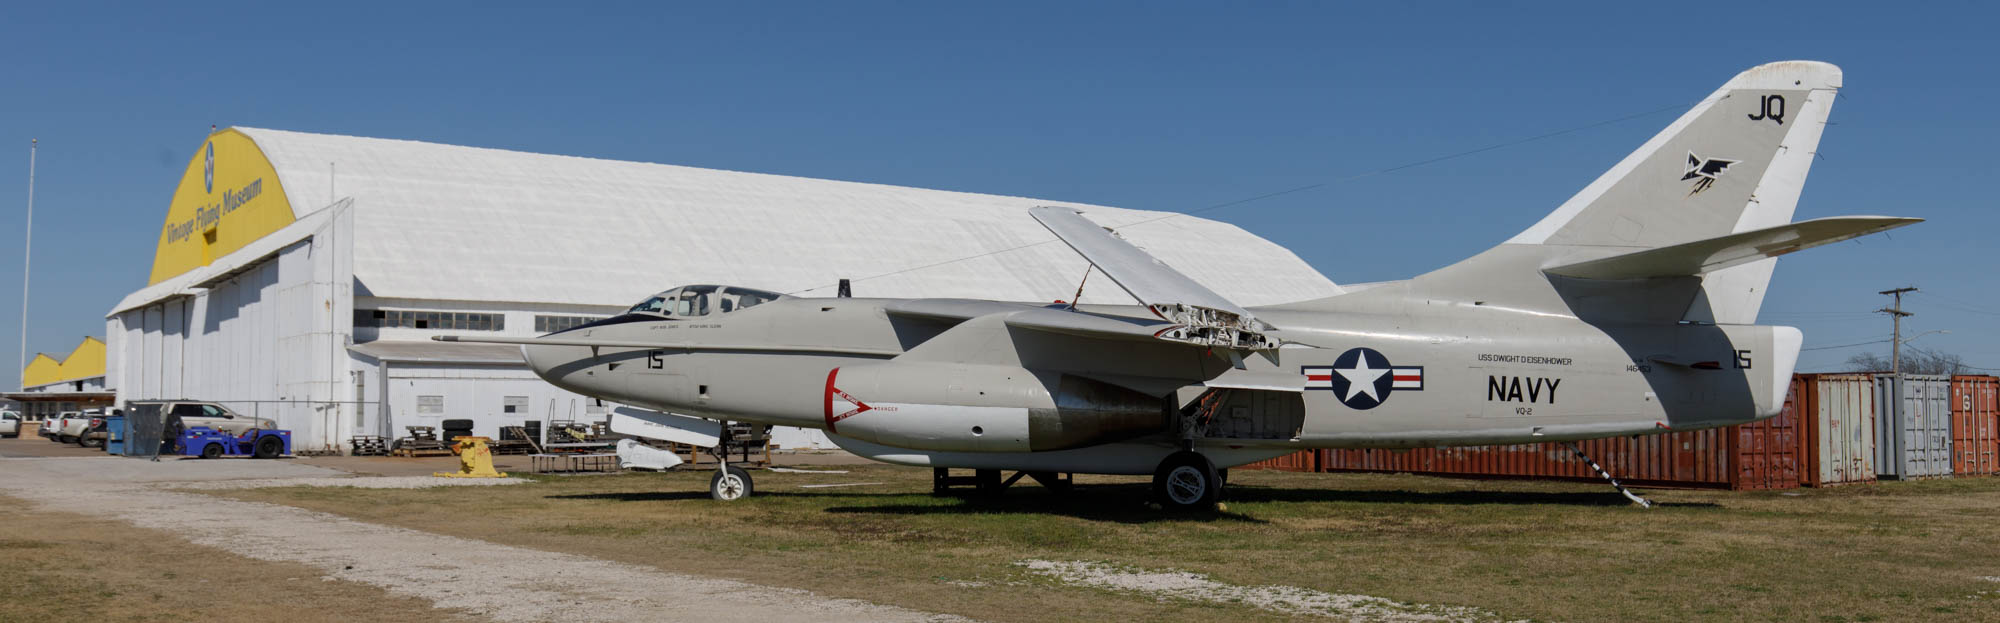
left=824, top=363, right=1169, bottom=453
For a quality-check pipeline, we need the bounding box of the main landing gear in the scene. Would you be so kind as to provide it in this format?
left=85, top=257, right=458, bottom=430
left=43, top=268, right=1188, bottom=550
left=1152, top=450, right=1224, bottom=511
left=708, top=422, right=754, bottom=501
left=932, top=468, right=1074, bottom=496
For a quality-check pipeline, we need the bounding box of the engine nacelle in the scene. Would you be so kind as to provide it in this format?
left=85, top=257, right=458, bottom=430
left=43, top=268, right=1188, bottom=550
left=823, top=363, right=1170, bottom=453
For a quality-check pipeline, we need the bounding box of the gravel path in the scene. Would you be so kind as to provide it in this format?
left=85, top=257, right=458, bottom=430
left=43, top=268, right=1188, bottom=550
left=1, top=457, right=964, bottom=623
left=1019, top=560, right=1512, bottom=622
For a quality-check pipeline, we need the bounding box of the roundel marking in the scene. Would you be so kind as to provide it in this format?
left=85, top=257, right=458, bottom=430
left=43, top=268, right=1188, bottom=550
left=1302, top=347, right=1425, bottom=410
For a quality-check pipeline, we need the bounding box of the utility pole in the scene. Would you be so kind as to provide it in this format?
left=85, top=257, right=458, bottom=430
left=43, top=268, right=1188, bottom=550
left=1877, top=287, right=1917, bottom=374
left=18, top=139, right=33, bottom=391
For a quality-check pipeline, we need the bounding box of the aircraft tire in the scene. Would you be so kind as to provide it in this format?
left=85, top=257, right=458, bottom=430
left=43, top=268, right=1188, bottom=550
left=710, top=465, right=753, bottom=501
left=1151, top=451, right=1220, bottom=511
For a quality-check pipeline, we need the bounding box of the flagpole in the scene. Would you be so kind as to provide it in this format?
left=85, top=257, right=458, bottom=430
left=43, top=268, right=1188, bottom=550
left=19, top=139, right=33, bottom=391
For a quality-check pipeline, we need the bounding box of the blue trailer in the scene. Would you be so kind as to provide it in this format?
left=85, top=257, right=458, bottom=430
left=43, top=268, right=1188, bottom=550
left=176, top=427, right=292, bottom=459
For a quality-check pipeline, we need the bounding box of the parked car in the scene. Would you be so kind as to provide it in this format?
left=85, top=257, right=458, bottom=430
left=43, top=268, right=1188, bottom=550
left=126, top=401, right=274, bottom=437
left=0, top=411, right=19, bottom=438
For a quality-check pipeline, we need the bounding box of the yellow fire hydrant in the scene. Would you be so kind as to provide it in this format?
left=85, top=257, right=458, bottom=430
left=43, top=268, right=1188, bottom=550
left=435, top=436, right=508, bottom=478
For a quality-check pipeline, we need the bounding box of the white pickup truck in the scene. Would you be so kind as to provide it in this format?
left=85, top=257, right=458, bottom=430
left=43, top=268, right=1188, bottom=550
left=53, top=410, right=107, bottom=446
left=42, top=411, right=82, bottom=443
left=0, top=411, right=19, bottom=438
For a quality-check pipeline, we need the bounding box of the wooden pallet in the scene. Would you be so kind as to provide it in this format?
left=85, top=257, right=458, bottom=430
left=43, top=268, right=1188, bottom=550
left=391, top=426, right=452, bottom=457
left=350, top=435, right=390, bottom=457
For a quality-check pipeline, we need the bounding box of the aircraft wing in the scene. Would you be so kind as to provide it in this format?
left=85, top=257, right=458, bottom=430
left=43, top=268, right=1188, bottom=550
left=1543, top=216, right=1922, bottom=280
left=885, top=300, right=1215, bottom=345
left=1029, top=206, right=1279, bottom=351
left=430, top=335, right=902, bottom=357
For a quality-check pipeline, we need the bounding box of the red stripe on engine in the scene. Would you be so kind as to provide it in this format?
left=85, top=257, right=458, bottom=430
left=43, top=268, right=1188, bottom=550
left=823, top=368, right=839, bottom=433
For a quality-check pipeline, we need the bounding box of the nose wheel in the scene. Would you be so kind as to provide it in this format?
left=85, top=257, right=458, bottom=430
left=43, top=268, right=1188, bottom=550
left=708, top=421, right=754, bottom=501
left=1152, top=450, right=1222, bottom=511
left=710, top=464, right=753, bottom=501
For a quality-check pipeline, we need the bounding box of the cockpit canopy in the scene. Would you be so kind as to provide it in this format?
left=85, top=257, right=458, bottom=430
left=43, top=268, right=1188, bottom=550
left=627, top=285, right=788, bottom=318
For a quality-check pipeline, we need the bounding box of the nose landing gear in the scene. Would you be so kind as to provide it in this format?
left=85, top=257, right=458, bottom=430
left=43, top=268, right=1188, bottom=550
left=711, top=464, right=753, bottom=501
left=707, top=421, right=755, bottom=501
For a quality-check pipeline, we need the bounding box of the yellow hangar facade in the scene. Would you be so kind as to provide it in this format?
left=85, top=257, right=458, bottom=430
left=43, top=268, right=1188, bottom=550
left=9, top=336, right=114, bottom=419
left=107, top=128, right=1343, bottom=453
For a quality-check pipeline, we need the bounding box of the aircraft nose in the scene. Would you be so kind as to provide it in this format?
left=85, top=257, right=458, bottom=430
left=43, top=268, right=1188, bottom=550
left=519, top=342, right=580, bottom=383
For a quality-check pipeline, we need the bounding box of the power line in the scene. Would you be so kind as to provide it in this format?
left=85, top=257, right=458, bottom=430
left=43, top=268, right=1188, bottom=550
left=1801, top=338, right=1891, bottom=352
left=1909, top=291, right=2000, bottom=317
left=786, top=100, right=1692, bottom=295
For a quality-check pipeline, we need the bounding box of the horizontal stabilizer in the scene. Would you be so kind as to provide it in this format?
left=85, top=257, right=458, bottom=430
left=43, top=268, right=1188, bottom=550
left=1543, top=216, right=1921, bottom=280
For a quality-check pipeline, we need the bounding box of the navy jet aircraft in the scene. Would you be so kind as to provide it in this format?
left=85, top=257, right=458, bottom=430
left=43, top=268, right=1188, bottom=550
left=441, top=61, right=1916, bottom=509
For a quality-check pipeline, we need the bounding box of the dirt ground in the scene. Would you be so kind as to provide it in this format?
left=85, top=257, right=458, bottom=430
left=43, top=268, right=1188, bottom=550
left=0, top=454, right=960, bottom=623
left=13, top=428, right=2000, bottom=622
left=217, top=465, right=2000, bottom=623
left=0, top=498, right=481, bottom=623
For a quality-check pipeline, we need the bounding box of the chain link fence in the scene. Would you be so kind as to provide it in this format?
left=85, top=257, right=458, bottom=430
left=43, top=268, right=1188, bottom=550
left=115, top=399, right=382, bottom=457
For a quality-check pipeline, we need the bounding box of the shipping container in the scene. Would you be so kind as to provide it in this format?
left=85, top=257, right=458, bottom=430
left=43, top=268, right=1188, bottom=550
left=1237, top=450, right=1319, bottom=472
left=1799, top=373, right=1877, bottom=486
left=1873, top=374, right=1953, bottom=480
left=1316, top=377, right=1803, bottom=490
left=1949, top=375, right=1998, bottom=476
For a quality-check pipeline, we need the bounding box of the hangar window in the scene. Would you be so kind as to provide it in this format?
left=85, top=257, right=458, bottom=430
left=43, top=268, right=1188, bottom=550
left=503, top=396, right=528, bottom=414
left=354, top=309, right=505, bottom=331
left=535, top=315, right=606, bottom=333
left=417, top=395, right=445, bottom=415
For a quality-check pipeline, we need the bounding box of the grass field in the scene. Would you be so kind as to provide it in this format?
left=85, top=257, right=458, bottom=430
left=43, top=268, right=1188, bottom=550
left=214, top=465, right=2000, bottom=622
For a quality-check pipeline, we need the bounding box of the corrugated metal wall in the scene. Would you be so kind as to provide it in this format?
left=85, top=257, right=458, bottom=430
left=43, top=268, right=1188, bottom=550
left=1236, top=449, right=1319, bottom=472
left=1951, top=375, right=1999, bottom=476
left=1315, top=423, right=1796, bottom=490
left=1873, top=374, right=1953, bottom=480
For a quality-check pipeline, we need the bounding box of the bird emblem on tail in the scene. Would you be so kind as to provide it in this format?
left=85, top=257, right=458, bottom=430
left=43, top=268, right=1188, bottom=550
left=1681, top=151, right=1738, bottom=196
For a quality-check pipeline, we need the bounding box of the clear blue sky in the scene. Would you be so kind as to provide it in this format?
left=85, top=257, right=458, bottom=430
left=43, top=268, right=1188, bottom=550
left=0, top=2, right=1994, bottom=387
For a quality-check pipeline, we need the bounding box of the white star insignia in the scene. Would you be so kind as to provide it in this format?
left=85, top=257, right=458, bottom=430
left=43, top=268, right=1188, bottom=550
left=1336, top=357, right=1388, bottom=402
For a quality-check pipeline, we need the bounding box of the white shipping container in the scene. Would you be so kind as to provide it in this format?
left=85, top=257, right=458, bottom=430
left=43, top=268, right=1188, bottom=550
left=1802, top=374, right=1877, bottom=486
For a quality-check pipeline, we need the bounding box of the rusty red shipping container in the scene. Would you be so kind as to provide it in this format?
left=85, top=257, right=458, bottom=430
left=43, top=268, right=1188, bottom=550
left=1317, top=376, right=1804, bottom=490
left=1238, top=450, right=1319, bottom=472
left=1950, top=375, right=1999, bottom=476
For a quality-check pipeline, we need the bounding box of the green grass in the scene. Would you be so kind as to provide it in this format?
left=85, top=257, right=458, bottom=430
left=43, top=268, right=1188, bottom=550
left=215, top=466, right=2000, bottom=622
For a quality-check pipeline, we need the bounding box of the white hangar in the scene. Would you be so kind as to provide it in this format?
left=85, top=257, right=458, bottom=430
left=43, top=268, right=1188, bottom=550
left=106, top=127, right=1343, bottom=453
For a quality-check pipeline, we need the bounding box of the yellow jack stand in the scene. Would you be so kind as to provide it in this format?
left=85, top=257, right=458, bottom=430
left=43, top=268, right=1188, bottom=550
left=435, top=436, right=508, bottom=478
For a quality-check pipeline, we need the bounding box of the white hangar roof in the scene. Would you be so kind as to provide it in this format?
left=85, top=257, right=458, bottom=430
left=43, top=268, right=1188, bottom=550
left=125, top=127, right=1342, bottom=312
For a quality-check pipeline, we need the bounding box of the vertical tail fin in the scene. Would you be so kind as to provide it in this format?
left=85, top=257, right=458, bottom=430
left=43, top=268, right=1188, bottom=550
left=1504, top=61, right=1842, bottom=323
left=1509, top=61, right=1841, bottom=249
